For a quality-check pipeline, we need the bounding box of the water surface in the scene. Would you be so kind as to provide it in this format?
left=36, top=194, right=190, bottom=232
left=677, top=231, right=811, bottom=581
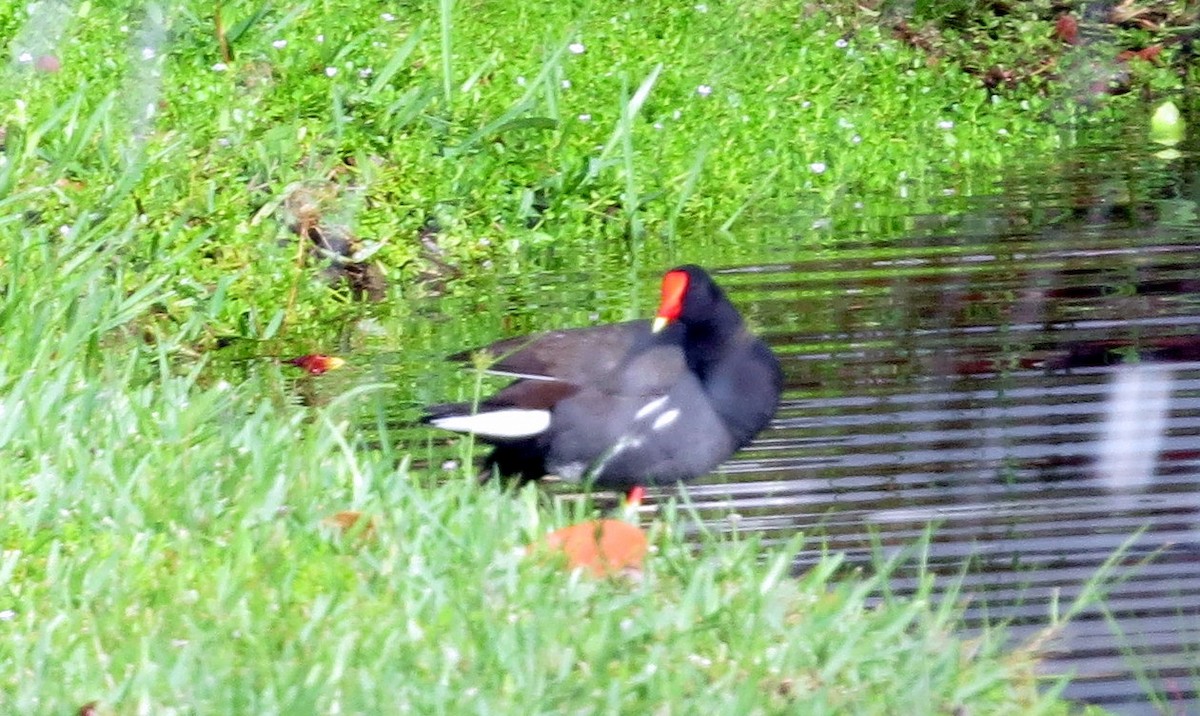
left=378, top=142, right=1200, bottom=713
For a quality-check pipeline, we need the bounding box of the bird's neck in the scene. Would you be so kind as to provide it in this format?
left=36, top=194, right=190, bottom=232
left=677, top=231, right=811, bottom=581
left=683, top=303, right=744, bottom=378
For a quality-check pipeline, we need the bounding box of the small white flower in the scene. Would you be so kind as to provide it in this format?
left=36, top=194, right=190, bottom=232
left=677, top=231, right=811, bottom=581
left=578, top=113, right=591, bottom=122
left=272, top=39, right=287, bottom=49
left=851, top=134, right=861, bottom=144
left=653, top=122, right=664, bottom=130
left=515, top=75, right=526, bottom=86
left=358, top=67, right=373, bottom=78
left=0, top=610, right=14, bottom=621
left=141, top=47, right=156, bottom=60
left=325, top=66, right=337, bottom=77
left=997, top=128, right=1009, bottom=135
left=212, top=62, right=228, bottom=72
left=672, top=109, right=682, bottom=120
left=809, top=162, right=827, bottom=174
left=119, top=25, right=129, bottom=33
left=568, top=42, right=585, bottom=54
left=316, top=34, right=325, bottom=43
left=696, top=84, right=712, bottom=97
left=801, top=100, right=811, bottom=108
left=381, top=12, right=395, bottom=21
left=694, top=3, right=708, bottom=12
left=835, top=38, right=849, bottom=48
left=17, top=52, right=32, bottom=63
left=561, top=79, right=571, bottom=89
left=937, top=120, right=954, bottom=130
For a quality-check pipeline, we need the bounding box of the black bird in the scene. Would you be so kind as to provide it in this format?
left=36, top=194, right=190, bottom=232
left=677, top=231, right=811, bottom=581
left=424, top=265, right=782, bottom=494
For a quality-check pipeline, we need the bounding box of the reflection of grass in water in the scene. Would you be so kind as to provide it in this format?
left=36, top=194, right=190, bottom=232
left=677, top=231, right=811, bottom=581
left=940, top=528, right=1182, bottom=712
left=738, top=520, right=1144, bottom=712
left=1098, top=575, right=1200, bottom=713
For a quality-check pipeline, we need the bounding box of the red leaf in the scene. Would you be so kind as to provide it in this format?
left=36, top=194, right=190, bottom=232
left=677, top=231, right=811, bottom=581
left=1054, top=13, right=1079, bottom=45
left=287, top=354, right=346, bottom=375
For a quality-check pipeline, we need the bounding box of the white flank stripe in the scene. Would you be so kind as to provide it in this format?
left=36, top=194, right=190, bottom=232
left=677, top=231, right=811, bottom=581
left=634, top=395, right=670, bottom=420
left=431, top=409, right=551, bottom=438
left=651, top=408, right=680, bottom=431
left=481, top=368, right=558, bottom=381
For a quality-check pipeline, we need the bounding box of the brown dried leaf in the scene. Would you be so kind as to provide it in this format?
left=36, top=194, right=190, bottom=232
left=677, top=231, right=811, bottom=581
left=322, top=511, right=376, bottom=540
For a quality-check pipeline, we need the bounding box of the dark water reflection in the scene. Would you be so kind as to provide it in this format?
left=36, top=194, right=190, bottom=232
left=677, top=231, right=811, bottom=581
left=367, top=144, right=1200, bottom=713
left=675, top=149, right=1200, bottom=714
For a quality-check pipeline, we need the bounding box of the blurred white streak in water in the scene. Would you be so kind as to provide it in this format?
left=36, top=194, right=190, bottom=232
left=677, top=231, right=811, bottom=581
left=8, top=0, right=72, bottom=67
left=1096, top=364, right=1174, bottom=491
left=126, top=4, right=167, bottom=156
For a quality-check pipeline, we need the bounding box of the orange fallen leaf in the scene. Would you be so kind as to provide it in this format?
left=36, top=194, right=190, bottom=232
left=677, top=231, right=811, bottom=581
left=530, top=519, right=648, bottom=578
left=287, top=354, right=346, bottom=374
left=322, top=510, right=376, bottom=540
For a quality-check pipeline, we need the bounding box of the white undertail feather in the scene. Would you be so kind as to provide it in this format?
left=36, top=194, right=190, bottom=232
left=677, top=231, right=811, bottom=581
left=430, top=409, right=552, bottom=439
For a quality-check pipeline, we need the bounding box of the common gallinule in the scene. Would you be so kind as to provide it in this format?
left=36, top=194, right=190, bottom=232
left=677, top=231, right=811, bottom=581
left=424, top=265, right=782, bottom=493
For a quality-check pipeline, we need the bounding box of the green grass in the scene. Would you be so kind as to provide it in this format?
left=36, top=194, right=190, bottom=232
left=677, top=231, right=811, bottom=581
left=0, top=222, right=1102, bottom=711
left=0, top=272, right=1097, bottom=712
left=0, top=0, right=1176, bottom=712
left=5, top=0, right=1179, bottom=334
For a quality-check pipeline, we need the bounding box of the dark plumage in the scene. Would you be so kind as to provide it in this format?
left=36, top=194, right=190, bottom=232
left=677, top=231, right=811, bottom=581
left=423, top=265, right=783, bottom=490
